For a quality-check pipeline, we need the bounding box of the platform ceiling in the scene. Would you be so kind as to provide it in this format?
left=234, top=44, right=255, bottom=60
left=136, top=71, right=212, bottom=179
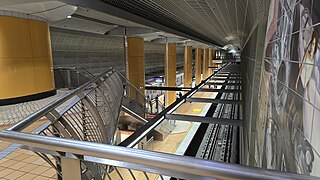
left=97, top=0, right=266, bottom=49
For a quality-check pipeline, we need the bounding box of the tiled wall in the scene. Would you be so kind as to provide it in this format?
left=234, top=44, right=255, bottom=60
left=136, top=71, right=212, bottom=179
left=242, top=0, right=320, bottom=176
left=51, top=28, right=184, bottom=79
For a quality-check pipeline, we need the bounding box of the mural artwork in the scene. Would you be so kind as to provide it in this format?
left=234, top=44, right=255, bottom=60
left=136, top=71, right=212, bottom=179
left=262, top=0, right=320, bottom=176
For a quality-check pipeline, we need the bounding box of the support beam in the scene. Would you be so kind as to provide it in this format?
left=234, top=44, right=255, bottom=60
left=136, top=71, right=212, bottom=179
left=202, top=49, right=209, bottom=79
left=186, top=98, right=242, bottom=105
left=214, top=74, right=242, bottom=77
left=184, top=46, right=192, bottom=87
left=218, top=72, right=242, bottom=74
left=122, top=106, right=148, bottom=123
left=208, top=49, right=213, bottom=74
left=209, top=62, right=226, bottom=65
left=195, top=48, right=202, bottom=85
left=164, top=43, right=176, bottom=106
left=219, top=72, right=242, bottom=74
left=211, top=77, right=242, bottom=81
left=214, top=50, right=220, bottom=59
left=127, top=37, right=145, bottom=101
left=145, top=86, right=192, bottom=91
left=213, top=59, right=237, bottom=63
left=119, top=64, right=228, bottom=148
left=165, top=114, right=243, bottom=126
left=198, top=88, right=242, bottom=93
left=205, top=82, right=242, bottom=86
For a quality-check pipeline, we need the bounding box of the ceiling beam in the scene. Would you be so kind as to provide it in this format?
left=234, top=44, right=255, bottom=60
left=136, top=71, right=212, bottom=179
left=105, top=27, right=160, bottom=36
left=165, top=114, right=243, bottom=126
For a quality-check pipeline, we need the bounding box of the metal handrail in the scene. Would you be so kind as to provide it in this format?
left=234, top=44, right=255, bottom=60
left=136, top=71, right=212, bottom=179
left=6, top=66, right=124, bottom=179
left=1, top=64, right=319, bottom=179
left=113, top=68, right=147, bottom=109
left=55, top=67, right=148, bottom=115
left=55, top=67, right=95, bottom=77
left=7, top=67, right=114, bottom=131
left=0, top=130, right=317, bottom=180
left=119, top=63, right=229, bottom=148
left=146, top=98, right=165, bottom=114
left=113, top=68, right=144, bottom=96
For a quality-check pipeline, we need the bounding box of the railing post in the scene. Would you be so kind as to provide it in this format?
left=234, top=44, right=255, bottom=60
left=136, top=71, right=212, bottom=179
left=66, top=70, right=71, bottom=87
left=61, top=157, right=81, bottom=180
left=135, top=88, right=138, bottom=102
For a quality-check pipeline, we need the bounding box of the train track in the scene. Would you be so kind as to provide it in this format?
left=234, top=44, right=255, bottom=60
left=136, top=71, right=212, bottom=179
left=195, top=77, right=240, bottom=163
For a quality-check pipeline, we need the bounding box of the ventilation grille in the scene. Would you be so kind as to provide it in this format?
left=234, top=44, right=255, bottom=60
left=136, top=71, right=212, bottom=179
left=100, top=0, right=264, bottom=48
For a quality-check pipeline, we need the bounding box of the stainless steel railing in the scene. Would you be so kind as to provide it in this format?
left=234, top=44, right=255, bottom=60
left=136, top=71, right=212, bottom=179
left=146, top=98, right=165, bottom=115
left=1, top=65, right=318, bottom=179
left=0, top=130, right=317, bottom=180
left=54, top=67, right=94, bottom=89
left=54, top=67, right=148, bottom=119
left=7, top=67, right=124, bottom=179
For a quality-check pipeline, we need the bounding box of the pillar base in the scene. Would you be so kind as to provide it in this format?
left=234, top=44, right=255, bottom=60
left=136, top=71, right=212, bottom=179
left=0, top=90, right=56, bottom=106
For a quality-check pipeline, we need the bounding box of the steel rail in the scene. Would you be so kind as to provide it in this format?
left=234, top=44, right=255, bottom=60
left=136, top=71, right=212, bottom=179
left=0, top=130, right=317, bottom=180
left=7, top=68, right=114, bottom=131
left=145, top=86, right=193, bottom=91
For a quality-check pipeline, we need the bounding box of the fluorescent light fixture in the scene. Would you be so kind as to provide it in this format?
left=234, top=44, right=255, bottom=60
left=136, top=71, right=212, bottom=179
left=229, top=49, right=236, bottom=54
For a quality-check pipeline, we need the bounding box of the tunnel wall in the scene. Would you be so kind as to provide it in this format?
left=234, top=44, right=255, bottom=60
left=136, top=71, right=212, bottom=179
left=145, top=42, right=184, bottom=77
left=242, top=0, right=320, bottom=176
left=50, top=28, right=184, bottom=78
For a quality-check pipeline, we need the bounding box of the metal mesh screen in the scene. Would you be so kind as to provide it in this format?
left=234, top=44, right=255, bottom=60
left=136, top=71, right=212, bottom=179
left=98, top=0, right=263, bottom=48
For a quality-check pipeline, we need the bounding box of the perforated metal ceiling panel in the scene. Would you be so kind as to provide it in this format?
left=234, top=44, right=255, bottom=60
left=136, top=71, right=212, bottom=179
left=98, top=0, right=264, bottom=48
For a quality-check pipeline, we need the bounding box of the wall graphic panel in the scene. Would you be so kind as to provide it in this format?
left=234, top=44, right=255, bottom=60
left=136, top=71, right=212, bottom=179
left=261, top=0, right=320, bottom=176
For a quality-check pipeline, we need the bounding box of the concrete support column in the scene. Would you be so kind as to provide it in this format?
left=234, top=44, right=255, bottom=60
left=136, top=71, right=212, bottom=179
left=214, top=50, right=220, bottom=59
left=0, top=16, right=55, bottom=105
left=127, top=37, right=145, bottom=100
left=164, top=43, right=176, bottom=106
left=195, top=48, right=202, bottom=85
left=202, top=49, right=209, bottom=79
left=184, top=46, right=192, bottom=87
left=209, top=49, right=213, bottom=74
left=213, top=49, right=219, bottom=69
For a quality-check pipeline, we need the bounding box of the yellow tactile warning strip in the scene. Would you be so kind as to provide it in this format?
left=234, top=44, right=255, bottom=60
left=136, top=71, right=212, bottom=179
left=192, top=108, right=202, bottom=112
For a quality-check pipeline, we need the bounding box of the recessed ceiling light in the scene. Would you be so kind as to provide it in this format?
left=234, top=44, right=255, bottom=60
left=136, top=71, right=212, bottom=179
left=67, top=15, right=72, bottom=19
